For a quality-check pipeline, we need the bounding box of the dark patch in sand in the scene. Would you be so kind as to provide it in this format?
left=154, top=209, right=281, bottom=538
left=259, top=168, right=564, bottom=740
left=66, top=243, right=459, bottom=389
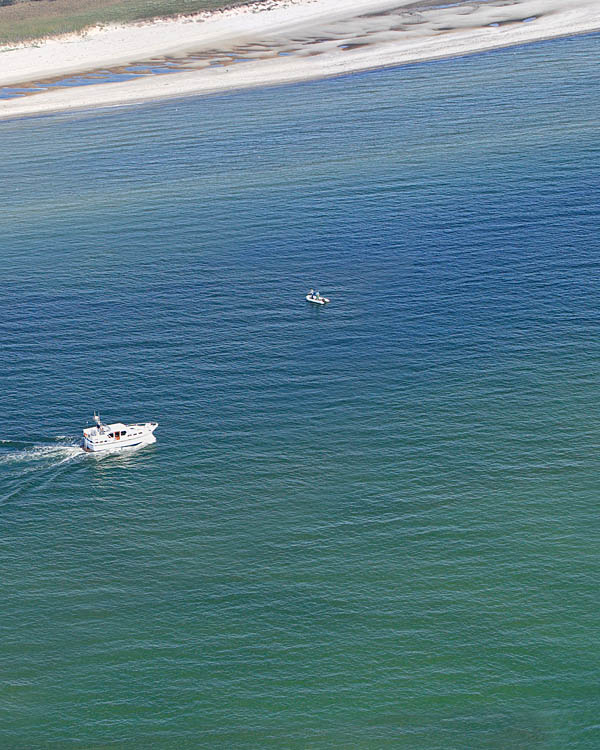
left=340, top=42, right=370, bottom=50
left=488, top=16, right=539, bottom=27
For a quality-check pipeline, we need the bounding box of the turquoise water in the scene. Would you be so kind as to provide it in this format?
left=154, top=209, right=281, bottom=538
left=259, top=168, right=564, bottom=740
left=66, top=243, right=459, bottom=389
left=1, top=32, right=600, bottom=749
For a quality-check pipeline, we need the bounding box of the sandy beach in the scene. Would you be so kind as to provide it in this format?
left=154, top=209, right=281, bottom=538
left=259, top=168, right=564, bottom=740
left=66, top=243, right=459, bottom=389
left=0, top=0, right=598, bottom=119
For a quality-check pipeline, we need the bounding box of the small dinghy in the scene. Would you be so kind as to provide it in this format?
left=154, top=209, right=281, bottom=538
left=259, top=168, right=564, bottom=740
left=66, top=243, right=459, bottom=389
left=306, top=289, right=330, bottom=305
left=82, top=413, right=158, bottom=453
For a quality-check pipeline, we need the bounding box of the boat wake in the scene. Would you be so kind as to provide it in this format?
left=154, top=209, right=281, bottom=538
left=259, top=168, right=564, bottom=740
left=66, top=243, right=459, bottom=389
left=0, top=441, right=84, bottom=467
left=0, top=438, right=86, bottom=505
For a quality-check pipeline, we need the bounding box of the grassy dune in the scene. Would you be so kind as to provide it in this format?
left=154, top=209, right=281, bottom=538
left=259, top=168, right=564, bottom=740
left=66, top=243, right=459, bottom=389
left=0, top=0, right=257, bottom=44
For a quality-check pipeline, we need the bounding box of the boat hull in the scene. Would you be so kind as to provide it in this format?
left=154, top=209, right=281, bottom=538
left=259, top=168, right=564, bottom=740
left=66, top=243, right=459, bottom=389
left=82, top=433, right=156, bottom=452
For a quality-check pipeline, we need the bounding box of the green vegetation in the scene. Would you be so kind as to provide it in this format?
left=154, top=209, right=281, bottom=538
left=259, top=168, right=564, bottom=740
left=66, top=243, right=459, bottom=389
left=0, top=0, right=259, bottom=45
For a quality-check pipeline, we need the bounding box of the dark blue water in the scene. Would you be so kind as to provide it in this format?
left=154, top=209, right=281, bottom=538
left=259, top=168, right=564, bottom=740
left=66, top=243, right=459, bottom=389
left=1, top=32, right=599, bottom=749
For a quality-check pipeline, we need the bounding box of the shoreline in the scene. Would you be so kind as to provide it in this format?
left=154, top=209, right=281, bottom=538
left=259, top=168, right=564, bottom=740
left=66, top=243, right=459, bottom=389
left=0, top=0, right=599, bottom=120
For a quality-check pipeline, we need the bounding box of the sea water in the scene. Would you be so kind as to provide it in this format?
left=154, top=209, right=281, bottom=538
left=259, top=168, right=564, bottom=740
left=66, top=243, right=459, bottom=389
left=1, top=32, right=599, bottom=750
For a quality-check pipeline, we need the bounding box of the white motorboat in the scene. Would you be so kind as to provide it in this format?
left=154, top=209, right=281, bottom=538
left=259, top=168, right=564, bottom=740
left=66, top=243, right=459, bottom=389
left=306, top=289, right=330, bottom=305
left=82, top=413, right=158, bottom=453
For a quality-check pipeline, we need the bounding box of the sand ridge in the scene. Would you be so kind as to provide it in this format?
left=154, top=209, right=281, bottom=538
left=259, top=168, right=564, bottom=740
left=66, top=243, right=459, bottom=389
left=0, top=0, right=598, bottom=119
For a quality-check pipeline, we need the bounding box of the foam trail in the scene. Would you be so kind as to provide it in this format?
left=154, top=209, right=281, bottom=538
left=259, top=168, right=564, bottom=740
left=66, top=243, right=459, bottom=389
left=0, top=445, right=83, bottom=464
left=0, top=442, right=84, bottom=468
